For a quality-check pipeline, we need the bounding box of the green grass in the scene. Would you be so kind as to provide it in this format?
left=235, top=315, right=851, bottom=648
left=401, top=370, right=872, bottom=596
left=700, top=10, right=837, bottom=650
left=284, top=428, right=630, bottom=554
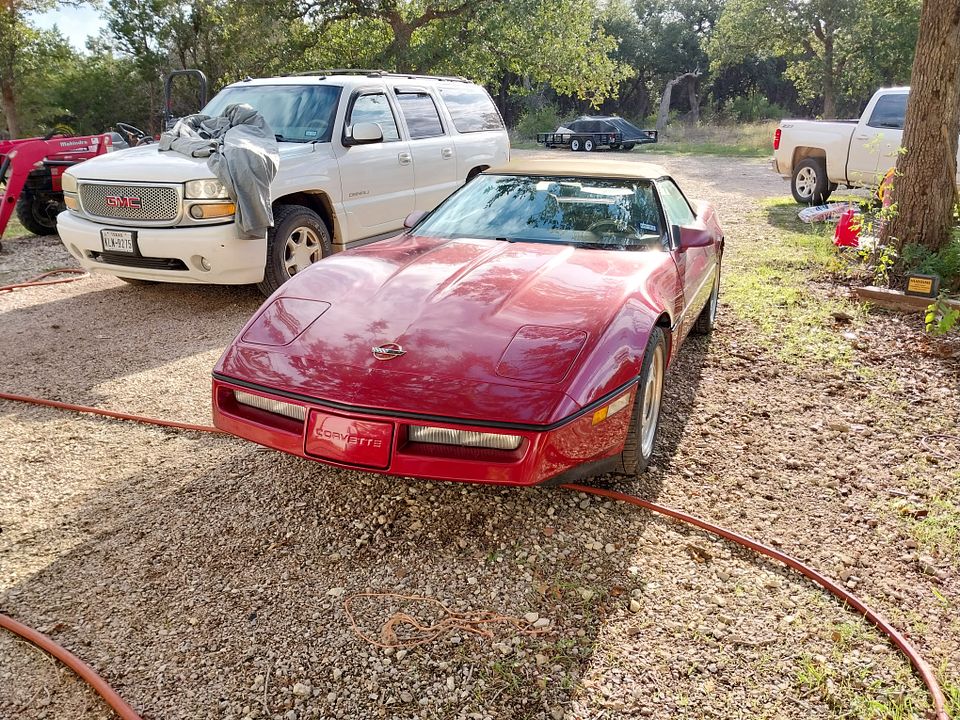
left=722, top=197, right=862, bottom=366
left=1, top=215, right=30, bottom=240
left=510, top=121, right=777, bottom=158
left=639, top=121, right=777, bottom=158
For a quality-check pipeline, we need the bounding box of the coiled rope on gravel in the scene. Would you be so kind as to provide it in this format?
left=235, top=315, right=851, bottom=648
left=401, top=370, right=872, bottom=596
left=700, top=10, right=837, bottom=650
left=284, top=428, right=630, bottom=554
left=0, top=392, right=951, bottom=720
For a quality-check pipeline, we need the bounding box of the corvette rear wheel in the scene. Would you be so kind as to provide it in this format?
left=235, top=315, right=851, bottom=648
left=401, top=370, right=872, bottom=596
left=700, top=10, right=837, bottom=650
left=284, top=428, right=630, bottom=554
left=258, top=204, right=332, bottom=296
left=583, top=138, right=595, bottom=152
left=616, top=327, right=666, bottom=475
left=570, top=137, right=582, bottom=152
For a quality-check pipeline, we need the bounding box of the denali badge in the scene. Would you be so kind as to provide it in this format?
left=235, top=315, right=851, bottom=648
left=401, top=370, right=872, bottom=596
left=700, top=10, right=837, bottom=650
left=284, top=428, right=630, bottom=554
left=105, top=196, right=142, bottom=209
left=372, top=343, right=405, bottom=361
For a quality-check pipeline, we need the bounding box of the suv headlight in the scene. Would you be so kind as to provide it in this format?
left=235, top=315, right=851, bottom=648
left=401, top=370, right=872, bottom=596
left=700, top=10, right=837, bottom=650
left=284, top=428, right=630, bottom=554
left=61, top=172, right=78, bottom=193
left=185, top=179, right=229, bottom=199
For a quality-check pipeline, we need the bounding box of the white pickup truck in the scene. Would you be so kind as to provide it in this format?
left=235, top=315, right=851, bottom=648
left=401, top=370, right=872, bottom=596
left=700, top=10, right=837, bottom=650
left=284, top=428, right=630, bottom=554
left=57, top=71, right=510, bottom=295
left=773, top=87, right=912, bottom=204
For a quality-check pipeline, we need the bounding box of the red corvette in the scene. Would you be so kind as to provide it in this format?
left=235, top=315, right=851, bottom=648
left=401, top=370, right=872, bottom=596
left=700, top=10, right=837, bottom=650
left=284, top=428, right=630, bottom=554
left=212, top=158, right=723, bottom=486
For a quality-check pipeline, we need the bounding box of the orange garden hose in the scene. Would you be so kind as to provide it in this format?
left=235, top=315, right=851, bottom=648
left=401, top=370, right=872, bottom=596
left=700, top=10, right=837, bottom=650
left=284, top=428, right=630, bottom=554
left=0, top=614, right=143, bottom=720
left=0, top=391, right=951, bottom=720
left=0, top=268, right=87, bottom=294
left=560, top=483, right=950, bottom=720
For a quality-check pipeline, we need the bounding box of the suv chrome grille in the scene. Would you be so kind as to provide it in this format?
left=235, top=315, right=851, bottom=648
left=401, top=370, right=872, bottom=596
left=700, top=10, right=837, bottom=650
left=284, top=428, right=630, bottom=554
left=79, top=183, right=180, bottom=222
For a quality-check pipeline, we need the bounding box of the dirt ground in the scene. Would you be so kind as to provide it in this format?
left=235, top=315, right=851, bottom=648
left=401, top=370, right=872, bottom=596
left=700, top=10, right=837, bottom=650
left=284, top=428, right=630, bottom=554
left=1, top=151, right=957, bottom=720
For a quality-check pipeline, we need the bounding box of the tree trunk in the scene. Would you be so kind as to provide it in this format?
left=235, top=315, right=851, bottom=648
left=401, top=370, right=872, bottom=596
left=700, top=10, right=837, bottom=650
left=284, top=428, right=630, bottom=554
left=822, top=34, right=836, bottom=118
left=881, top=0, right=960, bottom=256
left=686, top=77, right=700, bottom=124
left=656, top=72, right=700, bottom=132
left=0, top=74, right=17, bottom=139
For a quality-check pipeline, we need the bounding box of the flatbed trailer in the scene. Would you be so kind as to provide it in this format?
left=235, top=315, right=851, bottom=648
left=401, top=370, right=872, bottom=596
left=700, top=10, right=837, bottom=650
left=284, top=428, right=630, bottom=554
left=536, top=128, right=657, bottom=152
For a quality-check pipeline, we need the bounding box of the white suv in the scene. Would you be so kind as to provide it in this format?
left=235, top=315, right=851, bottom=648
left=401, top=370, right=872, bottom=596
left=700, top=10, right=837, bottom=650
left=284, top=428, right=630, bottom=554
left=57, top=70, right=510, bottom=295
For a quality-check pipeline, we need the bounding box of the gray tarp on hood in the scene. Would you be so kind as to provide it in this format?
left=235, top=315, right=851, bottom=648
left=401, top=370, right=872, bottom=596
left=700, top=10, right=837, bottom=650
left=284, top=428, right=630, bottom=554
left=158, top=104, right=279, bottom=237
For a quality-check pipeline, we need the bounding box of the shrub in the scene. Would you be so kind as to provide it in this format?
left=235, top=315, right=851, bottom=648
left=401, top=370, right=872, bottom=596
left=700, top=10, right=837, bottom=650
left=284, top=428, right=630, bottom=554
left=722, top=92, right=786, bottom=123
left=513, top=104, right=564, bottom=140
left=901, top=232, right=960, bottom=292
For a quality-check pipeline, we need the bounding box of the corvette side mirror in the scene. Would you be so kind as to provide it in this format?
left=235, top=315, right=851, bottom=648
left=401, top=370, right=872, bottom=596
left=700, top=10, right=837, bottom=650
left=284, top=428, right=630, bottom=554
left=675, top=224, right=713, bottom=251
left=404, top=210, right=427, bottom=229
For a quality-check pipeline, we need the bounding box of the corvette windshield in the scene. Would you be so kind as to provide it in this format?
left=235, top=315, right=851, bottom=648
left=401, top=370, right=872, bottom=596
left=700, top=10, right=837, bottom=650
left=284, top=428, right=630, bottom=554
left=415, top=174, right=665, bottom=250
left=202, top=84, right=342, bottom=143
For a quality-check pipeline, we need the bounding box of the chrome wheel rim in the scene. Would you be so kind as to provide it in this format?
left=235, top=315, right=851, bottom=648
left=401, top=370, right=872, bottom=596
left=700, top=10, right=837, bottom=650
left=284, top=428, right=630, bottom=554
left=708, top=274, right=719, bottom=322
left=284, top=226, right=322, bottom=276
left=795, top=166, right=817, bottom=198
left=640, top=345, right=664, bottom=458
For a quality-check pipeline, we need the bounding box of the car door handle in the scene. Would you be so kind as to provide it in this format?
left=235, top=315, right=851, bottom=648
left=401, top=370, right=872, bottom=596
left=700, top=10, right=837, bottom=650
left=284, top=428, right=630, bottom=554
left=398, top=152, right=412, bottom=165
left=441, top=147, right=453, bottom=159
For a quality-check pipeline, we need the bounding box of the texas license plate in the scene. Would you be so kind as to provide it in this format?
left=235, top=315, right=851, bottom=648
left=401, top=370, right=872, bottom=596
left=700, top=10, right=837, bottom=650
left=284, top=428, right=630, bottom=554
left=101, top=229, right=137, bottom=254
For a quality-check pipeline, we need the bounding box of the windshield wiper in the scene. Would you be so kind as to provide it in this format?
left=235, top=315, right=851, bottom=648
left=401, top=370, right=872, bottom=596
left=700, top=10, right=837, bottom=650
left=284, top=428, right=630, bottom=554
left=275, top=134, right=309, bottom=143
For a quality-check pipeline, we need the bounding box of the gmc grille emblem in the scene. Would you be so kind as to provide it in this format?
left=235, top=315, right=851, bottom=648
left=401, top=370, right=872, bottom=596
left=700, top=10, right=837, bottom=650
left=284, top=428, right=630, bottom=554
left=105, top=196, right=142, bottom=208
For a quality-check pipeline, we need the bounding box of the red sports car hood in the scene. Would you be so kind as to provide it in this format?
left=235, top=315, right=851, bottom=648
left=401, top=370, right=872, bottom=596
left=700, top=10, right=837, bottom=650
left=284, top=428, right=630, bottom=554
left=216, top=235, right=671, bottom=425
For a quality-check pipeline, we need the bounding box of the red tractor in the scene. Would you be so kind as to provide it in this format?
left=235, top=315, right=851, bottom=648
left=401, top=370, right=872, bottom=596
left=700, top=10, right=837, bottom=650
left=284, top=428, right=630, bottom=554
left=0, top=132, right=120, bottom=238
left=1, top=70, right=208, bottom=240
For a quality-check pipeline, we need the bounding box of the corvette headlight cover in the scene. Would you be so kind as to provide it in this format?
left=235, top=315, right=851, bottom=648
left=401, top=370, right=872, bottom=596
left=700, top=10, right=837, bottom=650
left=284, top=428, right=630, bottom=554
left=185, top=179, right=230, bottom=199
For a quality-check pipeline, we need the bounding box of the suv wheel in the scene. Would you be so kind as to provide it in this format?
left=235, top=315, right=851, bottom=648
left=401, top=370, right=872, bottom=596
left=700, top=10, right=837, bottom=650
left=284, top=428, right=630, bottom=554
left=257, top=205, right=332, bottom=296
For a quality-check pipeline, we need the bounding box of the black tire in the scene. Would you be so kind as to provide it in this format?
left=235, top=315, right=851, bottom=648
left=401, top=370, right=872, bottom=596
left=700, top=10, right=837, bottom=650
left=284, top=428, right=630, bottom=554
left=257, top=204, right=331, bottom=296
left=615, top=327, right=667, bottom=476
left=570, top=137, right=582, bottom=152
left=791, top=158, right=831, bottom=204
left=622, top=143, right=635, bottom=151
left=610, top=143, right=621, bottom=150
left=693, top=260, right=721, bottom=335
left=583, top=138, right=595, bottom=152
left=15, top=191, right=62, bottom=236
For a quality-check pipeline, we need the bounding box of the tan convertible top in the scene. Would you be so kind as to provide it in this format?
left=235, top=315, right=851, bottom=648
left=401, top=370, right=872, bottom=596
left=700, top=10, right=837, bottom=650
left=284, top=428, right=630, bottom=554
left=486, top=156, right=669, bottom=180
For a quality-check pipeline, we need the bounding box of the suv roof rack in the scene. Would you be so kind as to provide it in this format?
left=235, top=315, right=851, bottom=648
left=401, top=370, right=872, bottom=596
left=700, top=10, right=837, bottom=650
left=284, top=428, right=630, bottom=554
left=291, top=69, right=470, bottom=83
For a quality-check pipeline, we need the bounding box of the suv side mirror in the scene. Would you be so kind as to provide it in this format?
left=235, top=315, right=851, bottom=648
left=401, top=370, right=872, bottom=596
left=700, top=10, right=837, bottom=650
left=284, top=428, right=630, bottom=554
left=345, top=122, right=384, bottom=146
left=673, top=224, right=713, bottom=251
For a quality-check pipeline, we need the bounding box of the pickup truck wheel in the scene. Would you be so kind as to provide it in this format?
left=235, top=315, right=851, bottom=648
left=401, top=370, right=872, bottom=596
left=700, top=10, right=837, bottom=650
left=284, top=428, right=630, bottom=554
left=693, top=260, right=721, bottom=335
left=791, top=158, right=831, bottom=204
left=15, top=191, right=61, bottom=236
left=583, top=138, right=595, bottom=152
left=615, top=327, right=666, bottom=476
left=570, top=138, right=582, bottom=152
left=258, top=205, right=331, bottom=296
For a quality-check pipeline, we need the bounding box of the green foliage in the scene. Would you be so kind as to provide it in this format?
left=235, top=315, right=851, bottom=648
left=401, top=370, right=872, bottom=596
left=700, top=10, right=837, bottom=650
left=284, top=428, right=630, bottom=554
left=925, top=295, right=959, bottom=336
left=513, top=105, right=564, bottom=140
left=721, top=91, right=785, bottom=122
left=709, top=0, right=920, bottom=116
left=901, top=233, right=960, bottom=292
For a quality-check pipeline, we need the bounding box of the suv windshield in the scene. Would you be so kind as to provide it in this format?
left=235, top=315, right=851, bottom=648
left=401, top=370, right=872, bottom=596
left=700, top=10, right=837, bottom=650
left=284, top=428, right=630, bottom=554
left=415, top=174, right=665, bottom=250
left=202, top=84, right=343, bottom=143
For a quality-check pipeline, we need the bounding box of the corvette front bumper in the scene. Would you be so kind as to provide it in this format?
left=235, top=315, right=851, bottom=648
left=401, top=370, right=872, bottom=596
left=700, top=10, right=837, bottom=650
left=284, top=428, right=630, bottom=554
left=212, top=376, right=636, bottom=486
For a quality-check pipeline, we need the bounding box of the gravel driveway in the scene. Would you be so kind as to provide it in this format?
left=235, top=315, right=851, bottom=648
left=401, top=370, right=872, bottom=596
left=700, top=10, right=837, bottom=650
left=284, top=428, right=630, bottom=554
left=1, top=151, right=957, bottom=720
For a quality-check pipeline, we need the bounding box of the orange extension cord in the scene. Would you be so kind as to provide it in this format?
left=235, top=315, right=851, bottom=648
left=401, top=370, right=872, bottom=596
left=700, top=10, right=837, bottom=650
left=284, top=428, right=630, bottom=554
left=0, top=268, right=87, bottom=294
left=0, top=397, right=951, bottom=718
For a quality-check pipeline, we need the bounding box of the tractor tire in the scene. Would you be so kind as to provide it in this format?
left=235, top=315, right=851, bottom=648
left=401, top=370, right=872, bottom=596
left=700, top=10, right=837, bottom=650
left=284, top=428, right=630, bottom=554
left=15, top=191, right=62, bottom=237
left=257, top=204, right=332, bottom=296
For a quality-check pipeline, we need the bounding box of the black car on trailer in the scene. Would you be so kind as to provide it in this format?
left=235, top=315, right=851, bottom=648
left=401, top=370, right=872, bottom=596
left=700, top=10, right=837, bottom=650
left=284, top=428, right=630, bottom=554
left=537, top=116, right=658, bottom=152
